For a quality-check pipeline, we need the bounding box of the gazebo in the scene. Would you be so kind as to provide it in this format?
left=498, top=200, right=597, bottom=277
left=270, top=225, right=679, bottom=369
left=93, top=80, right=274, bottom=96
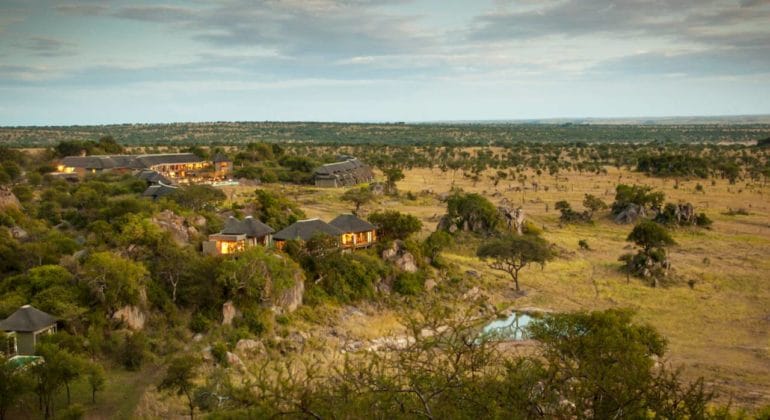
left=0, top=305, right=57, bottom=356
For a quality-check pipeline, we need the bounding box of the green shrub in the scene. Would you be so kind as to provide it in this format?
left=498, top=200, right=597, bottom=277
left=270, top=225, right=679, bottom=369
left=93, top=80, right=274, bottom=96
left=522, top=220, right=543, bottom=236
left=394, top=272, right=425, bottom=295
left=120, top=332, right=147, bottom=371
left=211, top=342, right=229, bottom=366
left=190, top=313, right=211, bottom=334
left=58, top=403, right=86, bottom=420
left=313, top=252, right=389, bottom=303
left=695, top=213, right=713, bottom=228
left=241, top=307, right=275, bottom=337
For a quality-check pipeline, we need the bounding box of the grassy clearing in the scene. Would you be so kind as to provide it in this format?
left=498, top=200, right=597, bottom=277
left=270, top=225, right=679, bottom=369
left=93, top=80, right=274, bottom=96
left=280, top=165, right=770, bottom=409
left=7, top=363, right=162, bottom=420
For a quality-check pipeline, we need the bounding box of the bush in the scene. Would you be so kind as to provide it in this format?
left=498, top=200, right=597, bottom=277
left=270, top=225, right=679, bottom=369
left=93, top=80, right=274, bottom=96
left=240, top=307, right=275, bottom=337
left=394, top=272, right=425, bottom=295
left=190, top=313, right=211, bottom=334
left=120, top=332, right=147, bottom=371
left=695, top=213, right=713, bottom=228
left=612, top=184, right=665, bottom=215
left=313, top=252, right=389, bottom=303
left=368, top=210, right=422, bottom=241
left=211, top=342, right=229, bottom=366
left=443, top=191, right=501, bottom=234
left=58, top=403, right=86, bottom=420
left=521, top=220, right=543, bottom=236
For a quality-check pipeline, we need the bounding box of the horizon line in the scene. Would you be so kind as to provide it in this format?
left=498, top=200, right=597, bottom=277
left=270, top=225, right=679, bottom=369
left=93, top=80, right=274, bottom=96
left=2, top=113, right=770, bottom=128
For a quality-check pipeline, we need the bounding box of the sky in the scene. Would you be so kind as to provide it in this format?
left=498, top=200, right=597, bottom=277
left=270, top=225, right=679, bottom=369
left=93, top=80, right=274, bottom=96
left=1, top=0, right=769, bottom=125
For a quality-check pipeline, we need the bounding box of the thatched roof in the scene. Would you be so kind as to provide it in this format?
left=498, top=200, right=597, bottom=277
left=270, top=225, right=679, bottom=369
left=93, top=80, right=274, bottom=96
left=329, top=214, right=376, bottom=233
left=221, top=216, right=274, bottom=237
left=273, top=219, right=343, bottom=241
left=0, top=305, right=56, bottom=332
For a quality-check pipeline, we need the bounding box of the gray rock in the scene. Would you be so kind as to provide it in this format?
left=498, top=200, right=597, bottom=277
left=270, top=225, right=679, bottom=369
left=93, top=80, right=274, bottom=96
left=381, top=240, right=418, bottom=273
left=222, top=301, right=240, bottom=325
left=235, top=339, right=266, bottom=355
left=226, top=351, right=245, bottom=370
left=9, top=226, right=28, bottom=240
left=0, top=187, right=20, bottom=210
left=112, top=305, right=146, bottom=330
left=424, top=279, right=437, bottom=292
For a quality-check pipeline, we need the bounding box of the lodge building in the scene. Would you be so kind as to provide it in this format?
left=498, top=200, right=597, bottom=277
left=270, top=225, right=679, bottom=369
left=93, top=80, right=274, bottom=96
left=55, top=153, right=233, bottom=182
left=203, top=214, right=377, bottom=255
left=313, top=158, right=374, bottom=188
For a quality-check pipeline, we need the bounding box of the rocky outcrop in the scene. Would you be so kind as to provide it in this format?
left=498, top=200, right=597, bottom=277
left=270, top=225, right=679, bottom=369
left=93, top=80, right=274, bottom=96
left=0, top=187, right=20, bottom=210
left=614, top=204, right=646, bottom=224
left=272, top=272, right=304, bottom=313
left=498, top=206, right=525, bottom=235
left=222, top=301, right=240, bottom=325
left=235, top=339, right=267, bottom=356
left=9, top=226, right=28, bottom=240
left=424, top=279, right=437, bottom=292
left=112, top=305, right=146, bottom=330
left=381, top=240, right=418, bottom=273
left=226, top=351, right=245, bottom=370
left=152, top=210, right=197, bottom=244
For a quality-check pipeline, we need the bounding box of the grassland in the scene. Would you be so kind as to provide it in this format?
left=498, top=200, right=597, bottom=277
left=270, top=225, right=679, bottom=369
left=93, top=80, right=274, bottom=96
left=225, top=165, right=770, bottom=409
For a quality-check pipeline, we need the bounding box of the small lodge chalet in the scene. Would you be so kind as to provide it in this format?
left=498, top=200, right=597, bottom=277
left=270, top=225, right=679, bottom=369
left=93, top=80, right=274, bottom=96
left=313, top=157, right=374, bottom=188
left=329, top=214, right=377, bottom=249
left=272, top=218, right=344, bottom=250
left=1, top=305, right=57, bottom=357
left=203, top=216, right=275, bottom=255
left=273, top=214, right=377, bottom=250
left=55, top=152, right=233, bottom=183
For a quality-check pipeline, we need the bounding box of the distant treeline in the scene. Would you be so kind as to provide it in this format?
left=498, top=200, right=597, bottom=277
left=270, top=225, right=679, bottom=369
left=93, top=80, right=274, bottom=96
left=2, top=121, right=770, bottom=147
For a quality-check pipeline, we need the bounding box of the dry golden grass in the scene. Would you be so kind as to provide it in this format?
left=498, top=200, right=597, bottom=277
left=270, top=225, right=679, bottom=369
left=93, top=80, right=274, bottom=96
left=224, top=165, right=769, bottom=408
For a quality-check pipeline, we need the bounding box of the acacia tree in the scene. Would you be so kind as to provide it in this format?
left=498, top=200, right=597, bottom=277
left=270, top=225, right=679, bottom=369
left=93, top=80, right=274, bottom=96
left=583, top=194, right=607, bottom=218
left=382, top=167, right=404, bottom=194
left=341, top=186, right=374, bottom=215
left=476, top=234, right=553, bottom=292
left=159, top=355, right=201, bottom=420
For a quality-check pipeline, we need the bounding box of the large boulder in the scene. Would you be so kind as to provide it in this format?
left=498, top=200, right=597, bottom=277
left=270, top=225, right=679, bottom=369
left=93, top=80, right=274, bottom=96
left=152, top=210, right=196, bottom=244
left=222, top=300, right=240, bottom=325
left=112, top=305, right=146, bottom=330
left=235, top=339, right=267, bottom=356
left=272, top=271, right=304, bottom=313
left=498, top=206, right=525, bottom=235
left=382, top=240, right=418, bottom=273
left=614, top=204, right=646, bottom=224
left=0, top=187, right=20, bottom=210
left=9, top=226, right=28, bottom=240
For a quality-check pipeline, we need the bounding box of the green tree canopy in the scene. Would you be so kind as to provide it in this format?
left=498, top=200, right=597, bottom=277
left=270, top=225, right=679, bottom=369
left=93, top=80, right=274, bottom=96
left=169, top=185, right=226, bottom=212
left=340, top=186, right=374, bottom=214
left=476, top=234, right=553, bottom=291
left=443, top=190, right=502, bottom=234
left=367, top=210, right=422, bottom=241
left=81, top=251, right=148, bottom=315
left=158, top=355, right=201, bottom=420
left=627, top=220, right=675, bottom=251
left=252, top=189, right=305, bottom=231
left=612, top=184, right=665, bottom=215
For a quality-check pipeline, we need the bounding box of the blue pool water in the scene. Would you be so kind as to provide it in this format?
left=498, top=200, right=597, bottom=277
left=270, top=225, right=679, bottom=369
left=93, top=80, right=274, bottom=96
left=480, top=312, right=534, bottom=341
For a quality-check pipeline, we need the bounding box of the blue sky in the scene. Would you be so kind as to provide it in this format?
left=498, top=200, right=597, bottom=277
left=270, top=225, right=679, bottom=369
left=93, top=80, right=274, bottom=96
left=1, top=0, right=769, bottom=125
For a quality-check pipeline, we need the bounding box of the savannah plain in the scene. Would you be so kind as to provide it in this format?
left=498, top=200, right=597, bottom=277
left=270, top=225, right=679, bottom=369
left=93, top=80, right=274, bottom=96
left=220, top=158, right=770, bottom=409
